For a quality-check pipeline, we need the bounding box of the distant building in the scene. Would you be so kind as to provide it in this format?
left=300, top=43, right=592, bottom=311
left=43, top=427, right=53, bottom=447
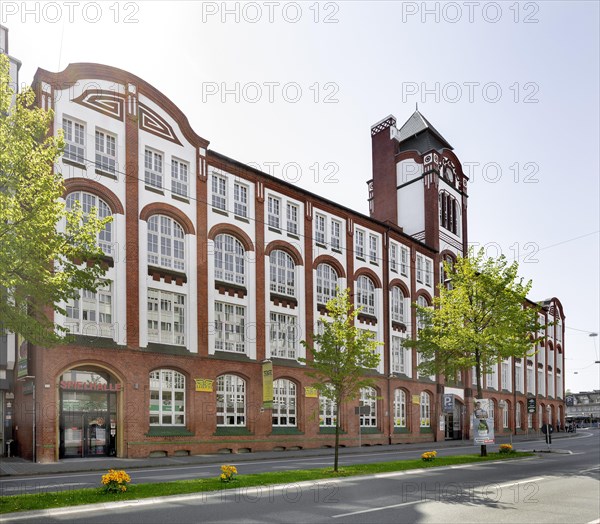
left=5, top=29, right=566, bottom=462
left=566, top=390, right=600, bottom=424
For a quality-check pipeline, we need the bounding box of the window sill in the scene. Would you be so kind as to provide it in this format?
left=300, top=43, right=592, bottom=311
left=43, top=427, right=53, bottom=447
left=214, top=427, right=252, bottom=436
left=62, top=158, right=87, bottom=169
left=215, top=280, right=247, bottom=298
left=211, top=350, right=253, bottom=363
left=315, top=242, right=327, bottom=249
left=359, top=427, right=381, bottom=434
left=172, top=194, right=189, bottom=204
left=270, top=292, right=298, bottom=309
left=271, top=427, right=303, bottom=435
left=394, top=427, right=410, bottom=434
left=268, top=226, right=282, bottom=234
left=144, top=343, right=190, bottom=356
left=148, top=265, right=187, bottom=285
left=332, top=248, right=343, bottom=254
left=287, top=232, right=300, bottom=240
left=235, top=215, right=250, bottom=223
left=145, top=426, right=194, bottom=437
left=369, top=261, right=379, bottom=266
left=419, top=427, right=433, bottom=434
left=356, top=256, right=365, bottom=262
left=65, top=334, right=124, bottom=349
left=319, top=427, right=346, bottom=434
left=357, top=312, right=378, bottom=326
left=212, top=207, right=228, bottom=216
left=145, top=185, right=164, bottom=195
left=95, top=169, right=118, bottom=180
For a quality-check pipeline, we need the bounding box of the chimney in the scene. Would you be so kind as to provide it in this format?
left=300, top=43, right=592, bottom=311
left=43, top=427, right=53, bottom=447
left=370, top=115, right=398, bottom=225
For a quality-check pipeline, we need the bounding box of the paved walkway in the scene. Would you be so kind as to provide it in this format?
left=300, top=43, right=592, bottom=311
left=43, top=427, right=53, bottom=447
left=0, top=429, right=584, bottom=477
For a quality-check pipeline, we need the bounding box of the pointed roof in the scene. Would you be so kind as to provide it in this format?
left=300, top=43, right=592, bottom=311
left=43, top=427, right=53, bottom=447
left=395, top=110, right=453, bottom=153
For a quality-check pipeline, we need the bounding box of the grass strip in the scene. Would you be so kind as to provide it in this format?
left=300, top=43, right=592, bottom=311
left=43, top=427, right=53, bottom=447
left=0, top=452, right=533, bottom=514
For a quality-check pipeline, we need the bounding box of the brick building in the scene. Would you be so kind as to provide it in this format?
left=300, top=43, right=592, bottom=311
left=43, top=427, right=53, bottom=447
left=4, top=33, right=566, bottom=461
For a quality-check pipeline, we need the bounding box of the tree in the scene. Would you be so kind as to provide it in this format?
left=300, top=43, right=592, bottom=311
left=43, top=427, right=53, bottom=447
left=405, top=248, right=540, bottom=456
left=300, top=288, right=381, bottom=471
left=0, top=54, right=109, bottom=345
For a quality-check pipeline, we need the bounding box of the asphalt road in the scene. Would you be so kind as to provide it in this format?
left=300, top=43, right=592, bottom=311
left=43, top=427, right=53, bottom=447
left=3, top=431, right=599, bottom=523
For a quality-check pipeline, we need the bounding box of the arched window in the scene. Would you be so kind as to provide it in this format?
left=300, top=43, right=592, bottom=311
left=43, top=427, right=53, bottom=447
left=270, top=250, right=295, bottom=296
left=316, top=263, right=338, bottom=304
left=319, top=385, right=337, bottom=427
left=359, top=386, right=377, bottom=427
left=214, top=234, right=245, bottom=285
left=272, top=379, right=297, bottom=427
left=216, top=375, right=246, bottom=426
left=149, top=369, right=185, bottom=426
left=394, top=389, right=407, bottom=428
left=502, top=400, right=510, bottom=429
left=420, top=392, right=431, bottom=427
left=66, top=191, right=113, bottom=255
left=148, top=215, right=185, bottom=271
left=439, top=192, right=459, bottom=235
left=391, top=287, right=405, bottom=323
left=356, top=275, right=375, bottom=316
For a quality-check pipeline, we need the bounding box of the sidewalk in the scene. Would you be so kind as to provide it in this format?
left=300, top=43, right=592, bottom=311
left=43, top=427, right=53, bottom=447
left=0, top=429, right=584, bottom=477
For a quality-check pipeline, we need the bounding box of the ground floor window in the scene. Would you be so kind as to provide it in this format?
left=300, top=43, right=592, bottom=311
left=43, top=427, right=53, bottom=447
left=516, top=402, right=522, bottom=429
left=217, top=374, right=246, bottom=426
left=272, top=379, right=297, bottom=427
left=420, top=392, right=431, bottom=427
left=149, top=369, right=185, bottom=426
left=319, top=386, right=337, bottom=427
left=393, top=389, right=407, bottom=428
left=360, top=387, right=377, bottom=427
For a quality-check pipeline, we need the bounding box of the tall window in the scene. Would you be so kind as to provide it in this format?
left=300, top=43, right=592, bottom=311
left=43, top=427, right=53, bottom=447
left=400, top=247, right=409, bottom=276
left=147, top=289, right=186, bottom=345
left=216, top=375, right=246, bottom=426
left=528, top=412, right=533, bottom=429
left=331, top=220, right=341, bottom=250
left=316, top=263, right=338, bottom=304
left=416, top=255, right=424, bottom=283
left=516, top=402, right=522, bottom=429
left=320, top=393, right=338, bottom=428
left=359, top=387, right=377, bottom=427
left=214, top=302, right=246, bottom=353
left=63, top=117, right=85, bottom=163
left=391, top=287, right=405, bottom=323
left=391, top=336, right=405, bottom=374
left=538, top=368, right=545, bottom=396
left=369, top=234, right=378, bottom=263
left=65, top=191, right=113, bottom=255
left=390, top=243, right=398, bottom=273
left=269, top=250, right=295, bottom=296
left=234, top=182, right=248, bottom=217
left=394, top=389, right=407, bottom=428
left=272, top=379, right=297, bottom=426
left=147, top=215, right=185, bottom=271
left=501, top=360, right=511, bottom=391
left=211, top=173, right=227, bottom=210
left=416, top=295, right=429, bottom=332
left=144, top=149, right=163, bottom=189
left=502, top=402, right=509, bottom=429
left=171, top=159, right=189, bottom=198
left=270, top=313, right=297, bottom=359
left=527, top=363, right=535, bottom=395
left=214, top=234, right=245, bottom=285
left=315, top=214, right=326, bottom=244
left=95, top=130, right=116, bottom=175
left=268, top=196, right=281, bottom=228
left=356, top=275, right=375, bottom=315
left=355, top=229, right=365, bottom=258
left=65, top=281, right=113, bottom=338
left=425, top=259, right=432, bottom=286
left=420, top=392, right=431, bottom=427
left=286, top=203, right=298, bottom=234
left=149, top=369, right=185, bottom=426
left=439, top=192, right=459, bottom=234
left=515, top=362, right=523, bottom=393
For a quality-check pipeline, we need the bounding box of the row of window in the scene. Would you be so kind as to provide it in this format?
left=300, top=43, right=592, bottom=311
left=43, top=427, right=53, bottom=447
left=149, top=370, right=433, bottom=429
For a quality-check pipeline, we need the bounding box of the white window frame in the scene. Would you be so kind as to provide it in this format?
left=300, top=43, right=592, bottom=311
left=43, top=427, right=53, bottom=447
left=394, top=389, right=407, bottom=428
left=147, top=215, right=185, bottom=271
left=315, top=213, right=326, bottom=244
left=501, top=360, right=511, bottom=391
left=268, top=195, right=281, bottom=229
left=214, top=234, right=245, bottom=285
left=359, top=387, right=377, bottom=427
left=316, top=263, right=338, bottom=305
left=211, top=172, right=227, bottom=210
left=391, top=336, right=405, bottom=374
left=217, top=374, right=246, bottom=426
left=149, top=369, right=186, bottom=426
left=355, top=229, right=365, bottom=258
left=503, top=403, right=509, bottom=429
left=390, top=243, right=398, bottom=273
left=356, top=275, right=375, bottom=316
left=420, top=392, right=431, bottom=427
left=147, top=289, right=186, bottom=346
left=319, top=387, right=337, bottom=427
left=516, top=402, right=522, bottom=429
left=233, top=181, right=248, bottom=217
left=95, top=129, right=116, bottom=175
left=400, top=247, right=409, bottom=276
left=286, top=202, right=298, bottom=234
left=65, top=191, right=113, bottom=255
left=63, top=117, right=85, bottom=164
left=416, top=255, right=424, bottom=283
left=527, top=364, right=535, bottom=395
left=145, top=148, right=163, bottom=189
left=391, top=287, right=405, bottom=323
left=269, top=312, right=297, bottom=359
left=171, top=158, right=189, bottom=198
left=425, top=259, right=432, bottom=287
left=214, top=302, right=246, bottom=353
left=331, top=219, right=342, bottom=250
left=272, top=379, right=297, bottom=427
left=65, top=280, right=113, bottom=338
left=369, top=234, right=378, bottom=263
left=269, top=250, right=295, bottom=297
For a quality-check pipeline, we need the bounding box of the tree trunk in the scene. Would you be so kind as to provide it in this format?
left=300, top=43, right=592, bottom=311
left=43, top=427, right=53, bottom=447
left=475, top=354, right=487, bottom=457
left=334, top=419, right=340, bottom=472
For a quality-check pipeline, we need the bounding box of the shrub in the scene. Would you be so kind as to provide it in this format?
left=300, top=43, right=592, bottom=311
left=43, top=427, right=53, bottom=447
left=421, top=451, right=437, bottom=462
left=220, top=464, right=238, bottom=483
left=101, top=469, right=131, bottom=493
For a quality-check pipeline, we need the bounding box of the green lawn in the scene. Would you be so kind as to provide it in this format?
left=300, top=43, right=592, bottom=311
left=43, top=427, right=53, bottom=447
left=0, top=452, right=533, bottom=514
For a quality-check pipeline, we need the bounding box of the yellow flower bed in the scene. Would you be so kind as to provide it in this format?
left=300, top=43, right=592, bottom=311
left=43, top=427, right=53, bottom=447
left=499, top=444, right=513, bottom=454
left=220, top=464, right=238, bottom=483
left=101, top=469, right=131, bottom=493
left=421, top=451, right=437, bottom=462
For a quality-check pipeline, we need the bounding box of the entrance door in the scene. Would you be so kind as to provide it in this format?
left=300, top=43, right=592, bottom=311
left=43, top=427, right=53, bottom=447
left=444, top=413, right=454, bottom=439
left=60, top=411, right=112, bottom=458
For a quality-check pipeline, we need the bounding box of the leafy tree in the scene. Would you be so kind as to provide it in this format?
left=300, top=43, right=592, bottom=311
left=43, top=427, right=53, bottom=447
left=405, top=248, right=540, bottom=456
left=301, top=287, right=381, bottom=471
left=0, top=54, right=110, bottom=345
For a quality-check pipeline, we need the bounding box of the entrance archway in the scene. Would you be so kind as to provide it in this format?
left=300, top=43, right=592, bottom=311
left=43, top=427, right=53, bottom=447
left=58, top=367, right=122, bottom=459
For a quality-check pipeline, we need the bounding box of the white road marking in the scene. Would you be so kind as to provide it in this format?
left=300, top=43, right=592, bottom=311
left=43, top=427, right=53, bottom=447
left=332, top=500, right=423, bottom=518
left=495, top=476, right=545, bottom=489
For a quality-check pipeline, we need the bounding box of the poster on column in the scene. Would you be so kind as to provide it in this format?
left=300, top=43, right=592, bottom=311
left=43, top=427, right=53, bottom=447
left=472, top=398, right=495, bottom=444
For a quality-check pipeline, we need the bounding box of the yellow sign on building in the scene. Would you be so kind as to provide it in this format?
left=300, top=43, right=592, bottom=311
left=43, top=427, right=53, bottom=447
left=305, top=386, right=318, bottom=398
left=262, top=361, right=273, bottom=408
left=412, top=394, right=421, bottom=405
left=194, top=379, right=214, bottom=392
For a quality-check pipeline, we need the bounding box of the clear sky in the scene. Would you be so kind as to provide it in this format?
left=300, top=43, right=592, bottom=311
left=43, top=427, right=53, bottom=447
left=4, top=0, right=599, bottom=392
